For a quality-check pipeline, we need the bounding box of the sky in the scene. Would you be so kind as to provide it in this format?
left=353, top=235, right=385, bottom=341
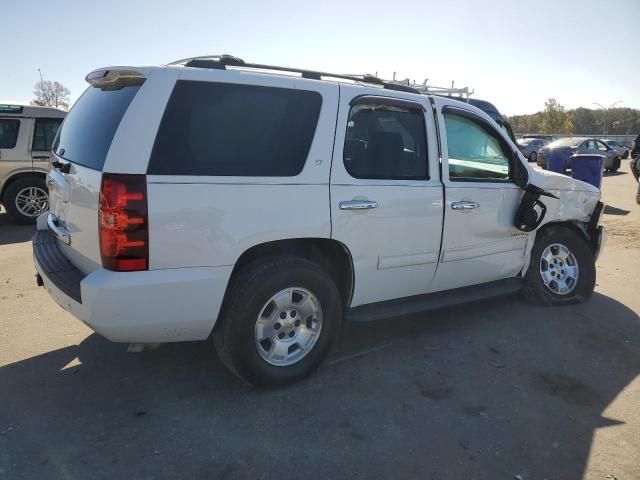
left=2, top=0, right=639, bottom=115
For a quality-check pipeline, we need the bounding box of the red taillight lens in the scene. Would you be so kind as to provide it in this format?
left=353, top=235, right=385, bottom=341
left=99, top=174, right=148, bottom=272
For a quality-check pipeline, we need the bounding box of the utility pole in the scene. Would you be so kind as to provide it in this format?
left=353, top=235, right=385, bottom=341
left=593, top=101, right=622, bottom=136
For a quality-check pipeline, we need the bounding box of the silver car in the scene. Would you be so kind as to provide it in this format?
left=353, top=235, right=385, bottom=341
left=517, top=138, right=548, bottom=162
left=537, top=137, right=621, bottom=172
left=602, top=139, right=629, bottom=159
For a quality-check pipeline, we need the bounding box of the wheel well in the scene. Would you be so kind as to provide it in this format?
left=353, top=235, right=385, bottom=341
left=229, top=238, right=355, bottom=309
left=0, top=172, right=46, bottom=203
left=538, top=220, right=595, bottom=252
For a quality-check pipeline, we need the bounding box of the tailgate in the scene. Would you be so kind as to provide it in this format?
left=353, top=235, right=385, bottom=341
left=46, top=75, right=144, bottom=274
left=47, top=161, right=102, bottom=274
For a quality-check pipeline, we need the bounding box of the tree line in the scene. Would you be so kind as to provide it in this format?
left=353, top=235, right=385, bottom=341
left=506, top=99, right=640, bottom=136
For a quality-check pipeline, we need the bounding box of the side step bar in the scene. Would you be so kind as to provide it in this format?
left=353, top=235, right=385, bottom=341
left=345, top=278, right=522, bottom=322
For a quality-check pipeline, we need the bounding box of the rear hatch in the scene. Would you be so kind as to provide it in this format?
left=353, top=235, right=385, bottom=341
left=47, top=73, right=143, bottom=274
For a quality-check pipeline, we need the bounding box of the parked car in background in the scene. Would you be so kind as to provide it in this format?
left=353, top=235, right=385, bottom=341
left=517, top=138, right=548, bottom=162
left=631, top=156, right=640, bottom=204
left=632, top=134, right=640, bottom=158
left=601, top=139, right=629, bottom=159
left=521, top=134, right=557, bottom=143
left=537, top=137, right=621, bottom=172
left=0, top=104, right=65, bottom=223
left=33, top=56, right=606, bottom=386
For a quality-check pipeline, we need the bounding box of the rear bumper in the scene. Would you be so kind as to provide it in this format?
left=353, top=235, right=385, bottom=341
left=33, top=229, right=233, bottom=343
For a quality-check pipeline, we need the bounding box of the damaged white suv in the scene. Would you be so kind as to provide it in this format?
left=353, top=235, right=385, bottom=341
left=34, top=56, right=606, bottom=386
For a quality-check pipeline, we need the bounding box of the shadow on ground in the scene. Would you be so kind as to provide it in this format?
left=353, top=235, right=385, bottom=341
left=0, top=212, right=35, bottom=246
left=1, top=293, right=638, bottom=479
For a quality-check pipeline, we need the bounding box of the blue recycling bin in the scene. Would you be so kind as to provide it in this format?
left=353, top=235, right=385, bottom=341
left=547, top=149, right=571, bottom=174
left=571, top=154, right=604, bottom=189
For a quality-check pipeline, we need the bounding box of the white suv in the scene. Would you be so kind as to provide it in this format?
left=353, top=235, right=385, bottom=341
left=34, top=56, right=606, bottom=386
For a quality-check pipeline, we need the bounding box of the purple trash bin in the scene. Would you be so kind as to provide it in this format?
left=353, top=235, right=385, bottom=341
left=547, top=148, right=571, bottom=174
left=570, top=154, right=604, bottom=189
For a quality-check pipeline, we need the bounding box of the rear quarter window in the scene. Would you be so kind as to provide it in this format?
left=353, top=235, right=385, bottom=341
left=0, top=119, right=20, bottom=149
left=53, top=85, right=141, bottom=170
left=147, top=81, right=322, bottom=176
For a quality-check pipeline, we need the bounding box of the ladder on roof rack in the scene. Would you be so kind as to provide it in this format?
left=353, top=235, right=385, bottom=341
left=379, top=74, right=474, bottom=100
left=166, top=55, right=422, bottom=95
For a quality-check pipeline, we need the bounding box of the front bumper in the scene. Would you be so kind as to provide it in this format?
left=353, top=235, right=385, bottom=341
left=33, top=229, right=233, bottom=343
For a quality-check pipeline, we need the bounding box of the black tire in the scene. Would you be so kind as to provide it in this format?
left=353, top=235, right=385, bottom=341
left=522, top=226, right=595, bottom=305
left=529, top=151, right=537, bottom=163
left=2, top=176, right=48, bottom=224
left=213, top=256, right=342, bottom=387
left=611, top=157, right=621, bottom=172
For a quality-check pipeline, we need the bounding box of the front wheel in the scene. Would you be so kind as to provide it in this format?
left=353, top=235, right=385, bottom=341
left=529, top=151, right=538, bottom=163
left=213, top=256, right=342, bottom=387
left=522, top=226, right=595, bottom=305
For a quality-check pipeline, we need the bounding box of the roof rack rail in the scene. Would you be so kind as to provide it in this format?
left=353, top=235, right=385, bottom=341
left=167, top=55, right=421, bottom=94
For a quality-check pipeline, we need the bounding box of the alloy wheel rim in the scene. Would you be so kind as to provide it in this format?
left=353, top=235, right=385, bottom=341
left=255, top=287, right=323, bottom=366
left=539, top=243, right=579, bottom=295
left=15, top=187, right=48, bottom=217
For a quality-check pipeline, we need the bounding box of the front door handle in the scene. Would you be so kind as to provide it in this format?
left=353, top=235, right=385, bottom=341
left=339, top=200, right=378, bottom=210
left=451, top=200, right=479, bottom=210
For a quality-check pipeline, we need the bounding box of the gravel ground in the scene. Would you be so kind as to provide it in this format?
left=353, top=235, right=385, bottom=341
left=0, top=164, right=638, bottom=480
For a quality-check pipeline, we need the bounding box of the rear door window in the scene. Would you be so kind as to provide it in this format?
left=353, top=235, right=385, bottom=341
left=32, top=118, right=63, bottom=151
left=148, top=81, right=322, bottom=176
left=343, top=101, right=428, bottom=180
left=0, top=119, right=20, bottom=149
left=53, top=85, right=141, bottom=170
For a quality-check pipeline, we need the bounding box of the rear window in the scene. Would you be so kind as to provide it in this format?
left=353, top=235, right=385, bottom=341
left=0, top=119, right=20, bottom=149
left=53, top=85, right=140, bottom=170
left=147, top=81, right=322, bottom=176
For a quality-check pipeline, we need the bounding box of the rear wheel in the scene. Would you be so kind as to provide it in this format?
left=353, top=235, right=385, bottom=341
left=529, top=151, right=537, bottom=162
left=213, top=256, right=342, bottom=387
left=522, top=226, right=595, bottom=305
left=611, top=157, right=621, bottom=172
left=3, top=176, right=48, bottom=224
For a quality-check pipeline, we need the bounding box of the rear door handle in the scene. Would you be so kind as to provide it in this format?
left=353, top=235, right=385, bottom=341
left=451, top=201, right=479, bottom=210
left=339, top=200, right=378, bottom=210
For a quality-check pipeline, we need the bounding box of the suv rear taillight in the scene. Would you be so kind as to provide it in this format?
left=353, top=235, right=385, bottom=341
left=99, top=174, right=148, bottom=272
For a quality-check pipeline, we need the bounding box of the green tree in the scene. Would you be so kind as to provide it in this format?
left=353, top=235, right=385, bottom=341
left=540, top=98, right=573, bottom=134
left=570, top=107, right=596, bottom=134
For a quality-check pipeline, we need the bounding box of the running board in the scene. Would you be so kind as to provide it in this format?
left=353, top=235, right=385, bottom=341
left=345, top=278, right=522, bottom=322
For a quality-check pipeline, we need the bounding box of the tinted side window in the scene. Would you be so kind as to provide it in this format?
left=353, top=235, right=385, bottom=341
left=148, top=81, right=322, bottom=176
left=0, top=119, right=20, bottom=149
left=32, top=118, right=63, bottom=151
left=53, top=85, right=141, bottom=171
left=444, top=113, right=511, bottom=181
left=344, top=103, right=428, bottom=180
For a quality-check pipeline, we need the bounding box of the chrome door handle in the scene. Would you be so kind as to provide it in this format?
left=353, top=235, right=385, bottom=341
left=451, top=201, right=479, bottom=210
left=339, top=200, right=378, bottom=210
